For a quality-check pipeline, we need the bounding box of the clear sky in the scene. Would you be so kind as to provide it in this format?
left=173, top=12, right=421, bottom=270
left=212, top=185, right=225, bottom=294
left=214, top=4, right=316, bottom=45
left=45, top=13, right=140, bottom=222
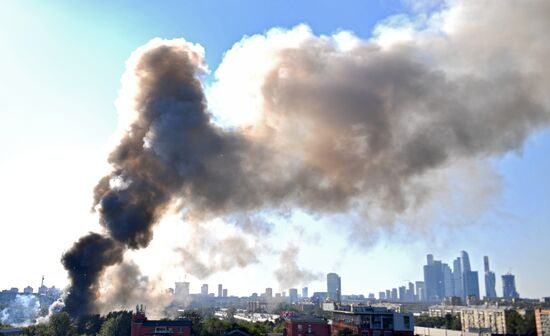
left=1, top=0, right=549, bottom=299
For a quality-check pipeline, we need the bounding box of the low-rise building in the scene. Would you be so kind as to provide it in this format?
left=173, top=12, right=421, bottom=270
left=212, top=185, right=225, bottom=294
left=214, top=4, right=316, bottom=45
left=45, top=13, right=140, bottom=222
left=131, top=305, right=191, bottom=336
left=327, top=303, right=414, bottom=336
left=284, top=316, right=330, bottom=336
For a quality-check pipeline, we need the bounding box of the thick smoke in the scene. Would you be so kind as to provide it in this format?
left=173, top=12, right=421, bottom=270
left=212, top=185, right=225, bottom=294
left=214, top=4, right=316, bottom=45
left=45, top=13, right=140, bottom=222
left=63, top=0, right=550, bottom=316
left=0, top=295, right=41, bottom=326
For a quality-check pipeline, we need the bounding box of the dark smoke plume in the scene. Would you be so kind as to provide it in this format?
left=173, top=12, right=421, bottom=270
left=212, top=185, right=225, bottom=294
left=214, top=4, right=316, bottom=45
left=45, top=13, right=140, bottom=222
left=62, top=0, right=550, bottom=316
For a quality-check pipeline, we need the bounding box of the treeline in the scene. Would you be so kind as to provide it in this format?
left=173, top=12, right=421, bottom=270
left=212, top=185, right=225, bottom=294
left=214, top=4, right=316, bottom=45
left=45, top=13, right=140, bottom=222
left=14, top=309, right=285, bottom=336
left=414, top=314, right=462, bottom=330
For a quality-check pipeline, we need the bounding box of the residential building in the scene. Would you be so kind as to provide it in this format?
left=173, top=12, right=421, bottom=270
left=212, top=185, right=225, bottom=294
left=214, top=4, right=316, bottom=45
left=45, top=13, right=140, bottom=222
left=201, top=284, right=208, bottom=296
left=328, top=303, right=414, bottom=336
left=379, top=292, right=386, bottom=300
left=302, top=287, right=309, bottom=299
left=535, top=308, right=550, bottom=336
left=460, top=307, right=507, bottom=334
left=223, top=289, right=228, bottom=297
left=218, top=284, right=223, bottom=298
left=266, top=288, right=273, bottom=299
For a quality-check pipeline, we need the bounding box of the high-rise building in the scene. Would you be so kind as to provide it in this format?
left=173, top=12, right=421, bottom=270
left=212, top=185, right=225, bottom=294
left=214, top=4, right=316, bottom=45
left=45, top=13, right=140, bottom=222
left=415, top=281, right=425, bottom=302
left=502, top=273, right=519, bottom=299
left=424, top=254, right=445, bottom=302
left=223, top=289, right=228, bottom=297
left=484, top=256, right=497, bottom=299
left=461, top=251, right=480, bottom=300
left=302, top=287, right=308, bottom=299
left=386, top=290, right=391, bottom=300
left=399, top=286, right=407, bottom=302
left=175, top=282, right=190, bottom=298
left=408, top=282, right=415, bottom=302
left=453, top=257, right=463, bottom=298
left=201, top=284, right=208, bottom=296
left=391, top=288, right=398, bottom=301
left=327, top=273, right=341, bottom=302
left=218, top=284, right=223, bottom=297
left=266, top=288, right=273, bottom=298
left=379, top=292, right=386, bottom=300
left=443, top=264, right=454, bottom=297
left=289, top=288, right=298, bottom=302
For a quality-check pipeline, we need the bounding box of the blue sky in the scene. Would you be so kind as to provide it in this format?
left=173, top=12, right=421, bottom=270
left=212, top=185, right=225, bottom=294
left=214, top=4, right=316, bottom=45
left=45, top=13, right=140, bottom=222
left=1, top=1, right=549, bottom=298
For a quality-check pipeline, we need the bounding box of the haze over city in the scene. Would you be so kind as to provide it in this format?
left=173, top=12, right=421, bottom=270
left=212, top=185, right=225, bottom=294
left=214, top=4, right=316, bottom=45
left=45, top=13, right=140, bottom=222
left=1, top=1, right=550, bottom=331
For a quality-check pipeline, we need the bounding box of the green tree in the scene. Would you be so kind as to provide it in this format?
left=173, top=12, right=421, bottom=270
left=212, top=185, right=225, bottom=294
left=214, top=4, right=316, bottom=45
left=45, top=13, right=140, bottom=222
left=76, top=314, right=103, bottom=335
left=49, top=312, right=77, bottom=336
left=99, top=311, right=131, bottom=336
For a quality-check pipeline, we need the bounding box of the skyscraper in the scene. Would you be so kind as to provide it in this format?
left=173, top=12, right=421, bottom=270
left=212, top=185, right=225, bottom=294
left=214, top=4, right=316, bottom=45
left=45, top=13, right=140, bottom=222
left=302, top=287, right=308, bottom=299
left=201, top=284, right=208, bottom=296
left=379, top=291, right=386, bottom=300
left=266, top=288, right=273, bottom=298
left=484, top=256, right=497, bottom=299
left=502, top=273, right=519, bottom=299
left=453, top=257, right=463, bottom=298
left=327, top=273, right=341, bottom=302
left=399, top=286, right=407, bottom=302
left=424, top=254, right=445, bottom=302
left=408, top=282, right=415, bottom=302
left=443, top=263, right=454, bottom=297
left=223, top=289, right=228, bottom=297
left=391, top=288, right=398, bottom=301
left=289, top=288, right=298, bottom=302
left=461, top=251, right=480, bottom=300
left=175, top=281, right=190, bottom=301
left=218, top=284, right=223, bottom=297
left=415, top=281, right=425, bottom=302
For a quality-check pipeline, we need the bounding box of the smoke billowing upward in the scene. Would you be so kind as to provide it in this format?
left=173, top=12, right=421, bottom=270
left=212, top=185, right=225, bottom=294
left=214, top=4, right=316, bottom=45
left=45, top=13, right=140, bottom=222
left=63, top=0, right=550, bottom=316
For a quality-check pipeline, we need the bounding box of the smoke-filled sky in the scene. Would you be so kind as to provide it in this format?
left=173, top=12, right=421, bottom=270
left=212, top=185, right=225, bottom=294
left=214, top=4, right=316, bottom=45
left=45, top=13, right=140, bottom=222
left=1, top=0, right=550, bottom=302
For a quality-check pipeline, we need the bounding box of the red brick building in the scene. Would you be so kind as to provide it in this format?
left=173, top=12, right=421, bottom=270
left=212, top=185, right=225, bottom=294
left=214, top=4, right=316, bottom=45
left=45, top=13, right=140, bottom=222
left=131, top=307, right=192, bottom=336
left=284, top=316, right=330, bottom=336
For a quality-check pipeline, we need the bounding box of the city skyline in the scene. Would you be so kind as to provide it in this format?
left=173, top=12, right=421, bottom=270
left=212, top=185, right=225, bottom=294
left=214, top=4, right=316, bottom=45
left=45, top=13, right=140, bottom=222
left=1, top=0, right=550, bottom=310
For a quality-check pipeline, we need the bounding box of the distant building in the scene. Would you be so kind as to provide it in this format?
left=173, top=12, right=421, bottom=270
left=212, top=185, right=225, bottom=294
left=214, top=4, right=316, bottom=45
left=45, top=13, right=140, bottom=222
left=535, top=308, right=550, bottom=336
left=328, top=303, right=414, bottom=336
left=461, top=251, right=480, bottom=301
left=424, top=254, right=445, bottom=302
left=391, top=288, right=398, bottom=301
left=223, top=289, right=228, bottom=297
left=218, top=284, right=223, bottom=297
left=266, top=288, right=273, bottom=299
left=399, top=286, right=407, bottom=302
left=302, top=287, right=308, bottom=299
left=453, top=257, right=463, bottom=299
left=415, top=281, right=425, bottom=302
left=327, top=273, right=341, bottom=303
left=284, top=316, right=330, bottom=336
left=379, top=292, right=386, bottom=300
left=23, top=286, right=33, bottom=294
left=502, top=273, right=520, bottom=299
left=289, top=288, right=298, bottom=303
left=386, top=290, right=391, bottom=300
left=484, top=256, right=497, bottom=299
left=368, top=293, right=375, bottom=300
left=201, top=284, right=208, bottom=296
left=175, top=282, right=189, bottom=299
left=131, top=305, right=191, bottom=336
left=428, top=305, right=462, bottom=317
left=460, top=307, right=507, bottom=334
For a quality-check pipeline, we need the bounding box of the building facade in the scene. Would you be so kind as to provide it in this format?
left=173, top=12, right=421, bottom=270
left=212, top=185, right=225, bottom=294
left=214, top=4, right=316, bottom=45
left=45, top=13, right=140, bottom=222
left=483, top=256, right=497, bottom=299
left=502, top=273, right=520, bottom=299
left=328, top=304, right=414, bottom=336
left=460, top=307, right=507, bottom=334
left=284, top=317, right=330, bottom=336
left=535, top=309, right=550, bottom=336
left=131, top=306, right=191, bottom=336
left=327, top=273, right=341, bottom=303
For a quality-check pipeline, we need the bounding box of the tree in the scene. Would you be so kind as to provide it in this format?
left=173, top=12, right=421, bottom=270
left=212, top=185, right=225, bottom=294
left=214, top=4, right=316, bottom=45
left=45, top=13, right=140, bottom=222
left=49, top=312, right=77, bottom=336
left=99, top=311, right=131, bottom=336
left=76, top=314, right=103, bottom=335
